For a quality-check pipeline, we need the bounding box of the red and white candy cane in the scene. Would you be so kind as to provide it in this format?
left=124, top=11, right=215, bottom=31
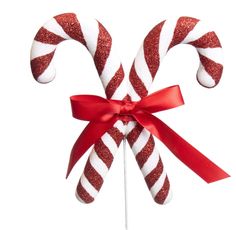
left=30, top=13, right=128, bottom=203
left=127, top=16, right=223, bottom=204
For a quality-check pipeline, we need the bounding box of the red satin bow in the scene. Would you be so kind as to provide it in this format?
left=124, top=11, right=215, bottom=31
left=67, top=85, right=229, bottom=183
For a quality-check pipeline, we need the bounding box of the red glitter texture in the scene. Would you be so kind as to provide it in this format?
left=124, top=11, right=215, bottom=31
left=107, top=127, right=124, bottom=146
left=154, top=177, right=170, bottom=204
left=34, top=27, right=65, bottom=45
left=129, top=63, right=148, bottom=98
left=94, top=139, right=114, bottom=168
left=77, top=181, right=94, bottom=203
left=199, top=54, right=223, bottom=84
left=84, top=161, right=103, bottom=191
left=31, top=51, right=55, bottom=79
left=189, top=32, right=221, bottom=48
left=136, top=135, right=154, bottom=168
left=168, top=17, right=199, bottom=49
left=105, top=65, right=125, bottom=99
left=126, top=123, right=143, bottom=147
left=54, top=13, right=86, bottom=45
left=143, top=21, right=164, bottom=78
left=145, top=157, right=164, bottom=189
left=94, top=22, right=112, bottom=75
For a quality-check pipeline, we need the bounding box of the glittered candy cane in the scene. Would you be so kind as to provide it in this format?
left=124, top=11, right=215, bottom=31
left=30, top=13, right=128, bottom=203
left=127, top=16, right=223, bottom=204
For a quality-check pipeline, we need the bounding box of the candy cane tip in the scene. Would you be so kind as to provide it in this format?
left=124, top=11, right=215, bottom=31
left=36, top=68, right=56, bottom=84
left=75, top=190, right=86, bottom=203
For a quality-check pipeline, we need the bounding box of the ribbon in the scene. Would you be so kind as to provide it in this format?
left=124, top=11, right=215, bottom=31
left=67, top=85, right=229, bottom=183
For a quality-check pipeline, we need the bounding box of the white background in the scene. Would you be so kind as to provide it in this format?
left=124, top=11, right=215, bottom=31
left=0, top=0, right=235, bottom=229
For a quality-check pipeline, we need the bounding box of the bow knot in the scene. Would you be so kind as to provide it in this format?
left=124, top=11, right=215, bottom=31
left=116, top=100, right=137, bottom=122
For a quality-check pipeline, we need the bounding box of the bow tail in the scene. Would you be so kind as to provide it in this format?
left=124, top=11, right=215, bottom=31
left=74, top=120, right=126, bottom=203
left=125, top=121, right=172, bottom=204
left=134, top=113, right=230, bottom=183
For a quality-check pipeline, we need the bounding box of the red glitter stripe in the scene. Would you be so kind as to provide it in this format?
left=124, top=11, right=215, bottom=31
left=76, top=181, right=94, bottom=203
left=30, top=51, right=55, bottom=79
left=136, top=135, right=154, bottom=169
left=94, top=22, right=112, bottom=76
left=126, top=123, right=143, bottom=147
left=189, top=32, right=221, bottom=48
left=34, top=27, right=65, bottom=45
left=94, top=139, right=114, bottom=169
left=129, top=63, right=148, bottom=98
left=154, top=177, right=170, bottom=204
left=145, top=157, right=164, bottom=189
left=199, top=54, right=223, bottom=84
left=105, top=65, right=125, bottom=99
left=168, top=17, right=199, bottom=49
left=54, top=13, right=86, bottom=46
left=84, top=160, right=103, bottom=191
left=143, top=21, right=165, bottom=78
left=107, top=127, right=124, bottom=146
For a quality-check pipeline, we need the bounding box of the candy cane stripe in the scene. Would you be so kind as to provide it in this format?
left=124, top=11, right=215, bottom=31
left=84, top=160, right=104, bottom=191
left=197, top=48, right=223, bottom=64
left=31, top=41, right=56, bottom=60
left=136, top=135, right=154, bottom=168
left=94, top=139, right=114, bottom=169
left=105, top=65, right=124, bottom=99
left=54, top=13, right=86, bottom=45
left=154, top=177, right=170, bottom=204
left=145, top=157, right=164, bottom=189
left=31, top=52, right=55, bottom=79
left=199, top=54, right=223, bottom=84
left=189, top=32, right=221, bottom=48
left=143, top=21, right=164, bottom=78
left=129, top=64, right=148, bottom=98
left=94, top=22, right=112, bottom=75
left=34, top=27, right=65, bottom=45
left=43, top=18, right=72, bottom=39
left=76, top=181, right=94, bottom=203
left=107, top=126, right=124, bottom=146
left=168, top=17, right=199, bottom=49
left=126, top=123, right=143, bottom=147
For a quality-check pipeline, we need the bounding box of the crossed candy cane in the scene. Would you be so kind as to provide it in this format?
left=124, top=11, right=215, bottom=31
left=31, top=13, right=224, bottom=204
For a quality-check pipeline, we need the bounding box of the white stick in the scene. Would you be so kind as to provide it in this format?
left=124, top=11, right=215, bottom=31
left=123, top=138, right=128, bottom=230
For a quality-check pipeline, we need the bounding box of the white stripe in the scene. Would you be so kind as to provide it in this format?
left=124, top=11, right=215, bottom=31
left=37, top=61, right=55, bottom=83
left=197, top=64, right=216, bottom=87
left=31, top=41, right=56, bottom=60
left=78, top=15, right=99, bottom=57
left=80, top=174, right=98, bottom=198
left=181, top=20, right=211, bottom=44
left=114, top=120, right=126, bottom=135
left=134, top=45, right=153, bottom=90
left=150, top=170, right=166, bottom=197
left=197, top=47, right=223, bottom=64
left=159, top=18, right=178, bottom=61
left=126, top=121, right=137, bottom=135
left=101, top=133, right=118, bottom=156
left=163, top=189, right=172, bottom=204
left=43, top=18, right=71, bottom=39
left=132, top=129, right=150, bottom=155
left=100, top=45, right=121, bottom=88
left=141, top=146, right=160, bottom=177
left=89, top=151, right=109, bottom=177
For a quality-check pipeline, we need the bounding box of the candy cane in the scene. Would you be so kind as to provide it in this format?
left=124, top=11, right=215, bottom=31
left=127, top=17, right=223, bottom=204
left=30, top=13, right=127, bottom=203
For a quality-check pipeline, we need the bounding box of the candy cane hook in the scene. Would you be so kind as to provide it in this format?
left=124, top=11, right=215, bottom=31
left=30, top=13, right=127, bottom=203
left=127, top=16, right=223, bottom=204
